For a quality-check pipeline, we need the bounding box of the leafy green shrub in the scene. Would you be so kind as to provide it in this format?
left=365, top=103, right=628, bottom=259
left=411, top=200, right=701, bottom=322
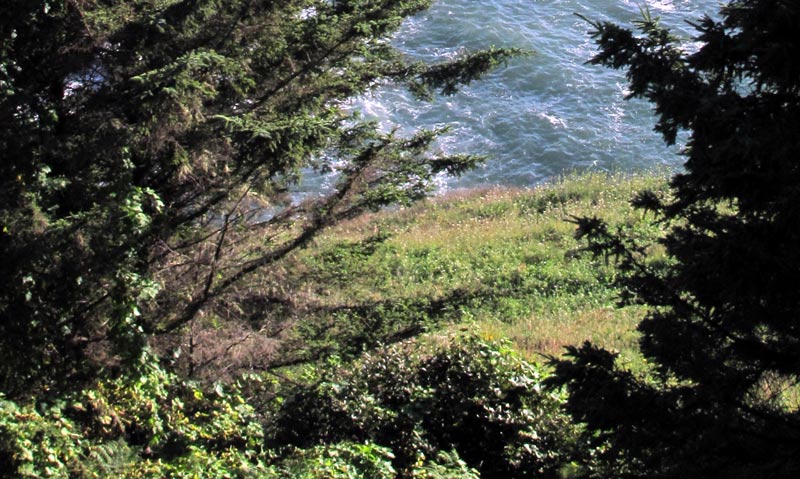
left=268, top=336, right=578, bottom=478
left=270, top=442, right=397, bottom=479
left=0, top=397, right=85, bottom=478
left=0, top=360, right=268, bottom=478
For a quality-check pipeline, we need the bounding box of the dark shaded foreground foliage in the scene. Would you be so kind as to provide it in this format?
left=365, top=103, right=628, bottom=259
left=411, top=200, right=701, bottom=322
left=0, top=337, right=580, bottom=478
left=551, top=1, right=800, bottom=477
left=269, top=337, right=578, bottom=478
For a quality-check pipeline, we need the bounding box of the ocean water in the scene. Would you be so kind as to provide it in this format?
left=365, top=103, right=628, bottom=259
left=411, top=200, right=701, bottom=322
left=304, top=0, right=716, bottom=193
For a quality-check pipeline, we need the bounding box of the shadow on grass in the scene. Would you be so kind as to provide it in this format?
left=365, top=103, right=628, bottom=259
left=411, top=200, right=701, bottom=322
left=271, top=284, right=506, bottom=368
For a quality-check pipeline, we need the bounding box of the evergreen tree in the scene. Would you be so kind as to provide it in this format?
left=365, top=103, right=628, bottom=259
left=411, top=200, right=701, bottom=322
left=551, top=1, right=800, bottom=477
left=0, top=0, right=516, bottom=398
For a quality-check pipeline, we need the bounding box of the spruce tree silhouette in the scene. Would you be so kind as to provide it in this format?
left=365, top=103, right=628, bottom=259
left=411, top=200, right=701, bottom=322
left=551, top=1, right=800, bottom=477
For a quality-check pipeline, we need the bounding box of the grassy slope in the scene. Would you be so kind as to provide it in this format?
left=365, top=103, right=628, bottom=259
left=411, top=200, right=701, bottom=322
left=286, top=172, right=669, bottom=368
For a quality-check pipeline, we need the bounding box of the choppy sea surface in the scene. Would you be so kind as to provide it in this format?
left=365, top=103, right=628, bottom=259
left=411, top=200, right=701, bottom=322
left=302, top=0, right=716, bottom=194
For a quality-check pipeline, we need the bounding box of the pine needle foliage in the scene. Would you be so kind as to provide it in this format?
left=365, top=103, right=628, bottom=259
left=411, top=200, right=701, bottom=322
left=0, top=0, right=517, bottom=398
left=551, top=1, right=800, bottom=477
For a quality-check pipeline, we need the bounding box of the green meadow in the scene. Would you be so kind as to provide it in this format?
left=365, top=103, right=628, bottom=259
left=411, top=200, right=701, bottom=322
left=281, top=171, right=670, bottom=369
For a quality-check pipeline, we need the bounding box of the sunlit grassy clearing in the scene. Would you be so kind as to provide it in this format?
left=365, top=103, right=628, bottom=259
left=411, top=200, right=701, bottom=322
left=291, top=171, right=669, bottom=366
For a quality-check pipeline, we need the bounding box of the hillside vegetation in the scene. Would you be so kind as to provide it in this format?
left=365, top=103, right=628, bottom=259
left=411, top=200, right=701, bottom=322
left=5, top=0, right=798, bottom=476
left=279, top=172, right=669, bottom=367
left=0, top=172, right=672, bottom=479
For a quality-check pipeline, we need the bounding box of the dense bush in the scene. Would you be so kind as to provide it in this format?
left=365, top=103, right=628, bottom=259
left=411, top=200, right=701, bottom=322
left=0, top=360, right=267, bottom=478
left=269, top=336, right=578, bottom=478
left=1, top=337, right=578, bottom=478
